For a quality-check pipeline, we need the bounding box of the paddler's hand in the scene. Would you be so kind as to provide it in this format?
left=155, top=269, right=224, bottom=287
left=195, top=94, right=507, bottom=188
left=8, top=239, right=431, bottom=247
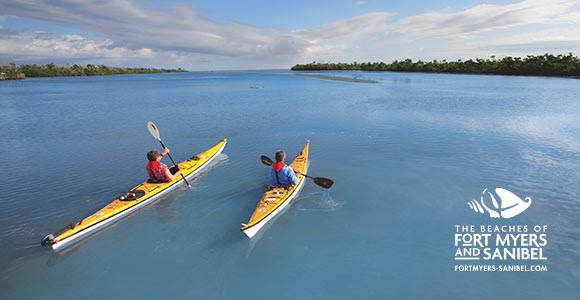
left=295, top=170, right=302, bottom=176
left=161, top=147, right=170, bottom=156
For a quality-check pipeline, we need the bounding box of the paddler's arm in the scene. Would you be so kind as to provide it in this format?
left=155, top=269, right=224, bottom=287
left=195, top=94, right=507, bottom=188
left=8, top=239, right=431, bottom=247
left=164, top=167, right=182, bottom=181
left=287, top=167, right=299, bottom=185
left=161, top=147, right=170, bottom=157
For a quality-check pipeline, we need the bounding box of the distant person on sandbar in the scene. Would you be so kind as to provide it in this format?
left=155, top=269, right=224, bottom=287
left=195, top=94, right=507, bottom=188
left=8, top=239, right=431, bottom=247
left=270, top=150, right=301, bottom=187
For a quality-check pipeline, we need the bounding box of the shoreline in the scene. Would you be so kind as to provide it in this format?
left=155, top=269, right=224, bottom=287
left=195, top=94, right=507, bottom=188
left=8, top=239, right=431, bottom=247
left=293, top=69, right=580, bottom=80
left=291, top=54, right=580, bottom=79
left=0, top=63, right=187, bottom=81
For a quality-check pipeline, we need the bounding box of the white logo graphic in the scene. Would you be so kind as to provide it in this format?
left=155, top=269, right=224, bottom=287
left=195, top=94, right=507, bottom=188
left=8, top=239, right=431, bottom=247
left=467, top=188, right=532, bottom=218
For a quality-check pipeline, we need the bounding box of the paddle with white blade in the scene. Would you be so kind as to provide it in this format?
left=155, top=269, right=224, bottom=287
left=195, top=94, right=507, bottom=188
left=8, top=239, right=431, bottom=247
left=147, top=121, right=190, bottom=187
left=260, top=155, right=334, bottom=189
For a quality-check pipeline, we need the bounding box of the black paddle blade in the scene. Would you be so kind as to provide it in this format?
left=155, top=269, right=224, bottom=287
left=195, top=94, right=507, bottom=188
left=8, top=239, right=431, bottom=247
left=313, top=177, right=334, bottom=189
left=261, top=155, right=273, bottom=166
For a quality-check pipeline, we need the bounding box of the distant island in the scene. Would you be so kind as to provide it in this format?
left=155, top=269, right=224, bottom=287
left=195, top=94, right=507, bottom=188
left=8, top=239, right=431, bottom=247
left=292, top=53, right=580, bottom=78
left=0, top=62, right=187, bottom=80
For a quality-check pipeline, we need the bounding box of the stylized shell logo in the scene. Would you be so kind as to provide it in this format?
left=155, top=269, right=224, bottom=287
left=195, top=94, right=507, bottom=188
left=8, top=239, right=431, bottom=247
left=467, top=188, right=532, bottom=218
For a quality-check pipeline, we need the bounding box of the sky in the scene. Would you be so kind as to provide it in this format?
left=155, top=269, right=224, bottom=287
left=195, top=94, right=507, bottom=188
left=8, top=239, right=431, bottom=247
left=0, top=0, right=579, bottom=70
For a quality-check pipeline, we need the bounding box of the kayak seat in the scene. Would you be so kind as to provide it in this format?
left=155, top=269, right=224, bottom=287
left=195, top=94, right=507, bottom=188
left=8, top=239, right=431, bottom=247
left=146, top=166, right=180, bottom=183
left=267, top=185, right=291, bottom=191
left=147, top=178, right=165, bottom=184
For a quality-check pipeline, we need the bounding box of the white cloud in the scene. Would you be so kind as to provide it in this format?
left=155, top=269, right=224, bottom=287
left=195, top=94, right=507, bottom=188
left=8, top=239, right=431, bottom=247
left=355, top=1, right=368, bottom=5
left=389, top=0, right=580, bottom=41
left=0, top=31, right=155, bottom=60
left=0, top=0, right=311, bottom=57
left=0, top=0, right=579, bottom=69
left=299, top=12, right=393, bottom=41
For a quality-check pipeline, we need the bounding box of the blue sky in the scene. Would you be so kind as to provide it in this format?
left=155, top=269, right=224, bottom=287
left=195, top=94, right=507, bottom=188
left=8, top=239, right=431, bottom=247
left=1, top=0, right=579, bottom=70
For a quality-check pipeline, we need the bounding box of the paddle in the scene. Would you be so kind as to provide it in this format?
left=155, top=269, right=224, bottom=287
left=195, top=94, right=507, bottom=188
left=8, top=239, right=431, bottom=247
left=260, top=155, right=334, bottom=189
left=147, top=121, right=190, bottom=187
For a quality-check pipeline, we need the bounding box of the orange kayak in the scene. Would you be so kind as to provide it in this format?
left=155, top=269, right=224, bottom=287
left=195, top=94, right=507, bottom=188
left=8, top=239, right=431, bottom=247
left=42, top=139, right=227, bottom=251
left=241, top=141, right=309, bottom=238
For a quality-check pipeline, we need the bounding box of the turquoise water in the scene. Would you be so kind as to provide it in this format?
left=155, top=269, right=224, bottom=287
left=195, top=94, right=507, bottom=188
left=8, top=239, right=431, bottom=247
left=1, top=71, right=579, bottom=299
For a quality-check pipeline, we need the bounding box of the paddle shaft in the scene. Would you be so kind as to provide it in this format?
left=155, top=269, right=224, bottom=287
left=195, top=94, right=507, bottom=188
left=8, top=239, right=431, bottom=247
left=158, top=140, right=190, bottom=186
left=260, top=155, right=333, bottom=189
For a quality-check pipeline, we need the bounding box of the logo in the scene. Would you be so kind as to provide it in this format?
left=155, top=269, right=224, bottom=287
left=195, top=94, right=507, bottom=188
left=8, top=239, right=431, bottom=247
left=455, top=188, right=547, bottom=272
left=467, top=188, right=532, bottom=219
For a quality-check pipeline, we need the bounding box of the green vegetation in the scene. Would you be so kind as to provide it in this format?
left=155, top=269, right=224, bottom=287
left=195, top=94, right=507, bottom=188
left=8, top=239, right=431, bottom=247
left=0, top=62, right=187, bottom=80
left=0, top=62, right=26, bottom=80
left=291, top=53, right=580, bottom=78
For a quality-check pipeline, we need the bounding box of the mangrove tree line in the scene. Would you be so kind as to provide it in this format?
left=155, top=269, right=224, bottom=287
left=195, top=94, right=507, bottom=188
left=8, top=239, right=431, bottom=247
left=0, top=62, right=187, bottom=80
left=291, top=53, right=580, bottom=77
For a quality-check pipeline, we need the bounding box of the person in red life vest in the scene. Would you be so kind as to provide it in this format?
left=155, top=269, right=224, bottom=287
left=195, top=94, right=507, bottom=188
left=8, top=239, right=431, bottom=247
left=269, top=150, right=302, bottom=187
left=146, top=148, right=183, bottom=182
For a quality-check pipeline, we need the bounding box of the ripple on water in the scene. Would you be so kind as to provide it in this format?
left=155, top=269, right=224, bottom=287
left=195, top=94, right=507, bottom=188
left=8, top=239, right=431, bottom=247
left=295, top=190, right=344, bottom=212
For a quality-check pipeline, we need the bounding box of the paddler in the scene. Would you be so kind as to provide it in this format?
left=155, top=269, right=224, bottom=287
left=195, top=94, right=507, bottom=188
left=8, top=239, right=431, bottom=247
left=270, top=150, right=302, bottom=187
left=146, top=148, right=183, bottom=182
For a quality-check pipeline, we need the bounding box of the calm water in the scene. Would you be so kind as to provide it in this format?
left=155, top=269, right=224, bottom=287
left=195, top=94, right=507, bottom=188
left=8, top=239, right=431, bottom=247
left=1, top=71, right=579, bottom=299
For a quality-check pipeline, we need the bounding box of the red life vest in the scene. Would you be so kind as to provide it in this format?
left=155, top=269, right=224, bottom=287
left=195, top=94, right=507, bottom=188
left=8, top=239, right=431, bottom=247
left=146, top=161, right=161, bottom=180
left=272, top=162, right=286, bottom=172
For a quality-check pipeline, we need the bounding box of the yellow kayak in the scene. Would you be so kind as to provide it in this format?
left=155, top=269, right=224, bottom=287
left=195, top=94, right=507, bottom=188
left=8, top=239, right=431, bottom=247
left=241, top=141, right=309, bottom=238
left=42, top=139, right=227, bottom=251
